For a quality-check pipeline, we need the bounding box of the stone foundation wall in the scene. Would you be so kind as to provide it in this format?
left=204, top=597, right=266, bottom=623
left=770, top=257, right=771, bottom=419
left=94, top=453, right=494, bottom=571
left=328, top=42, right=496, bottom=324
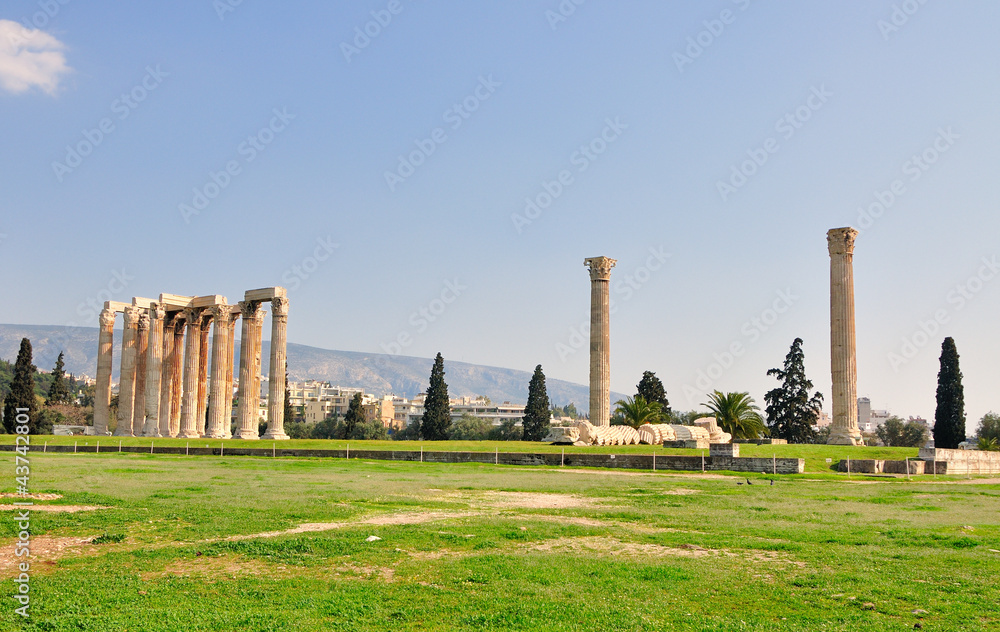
left=918, top=448, right=1000, bottom=474
left=8, top=445, right=805, bottom=474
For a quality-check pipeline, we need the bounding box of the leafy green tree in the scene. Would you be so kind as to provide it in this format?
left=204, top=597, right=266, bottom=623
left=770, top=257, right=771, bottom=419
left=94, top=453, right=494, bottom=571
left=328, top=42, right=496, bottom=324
left=933, top=337, right=966, bottom=449
left=343, top=392, right=365, bottom=439
left=448, top=414, right=493, bottom=441
left=351, top=417, right=389, bottom=440
left=875, top=416, right=928, bottom=447
left=765, top=338, right=823, bottom=443
left=976, top=412, right=1000, bottom=444
left=978, top=437, right=999, bottom=452
left=636, top=371, right=670, bottom=419
left=488, top=418, right=522, bottom=441
left=45, top=352, right=71, bottom=405
left=311, top=412, right=343, bottom=440
left=702, top=391, right=766, bottom=439
left=3, top=339, right=38, bottom=434
left=420, top=353, right=451, bottom=440
left=613, top=396, right=664, bottom=429
left=393, top=418, right=421, bottom=441
left=522, top=365, right=551, bottom=441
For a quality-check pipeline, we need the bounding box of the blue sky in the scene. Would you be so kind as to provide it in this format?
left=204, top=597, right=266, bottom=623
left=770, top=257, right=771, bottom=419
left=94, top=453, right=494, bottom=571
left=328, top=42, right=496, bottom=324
left=2, top=1, right=999, bottom=426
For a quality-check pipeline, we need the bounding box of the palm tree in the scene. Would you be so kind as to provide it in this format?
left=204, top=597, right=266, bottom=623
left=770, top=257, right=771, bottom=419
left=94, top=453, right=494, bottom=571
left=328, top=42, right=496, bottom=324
left=702, top=391, right=766, bottom=440
left=613, top=396, right=663, bottom=429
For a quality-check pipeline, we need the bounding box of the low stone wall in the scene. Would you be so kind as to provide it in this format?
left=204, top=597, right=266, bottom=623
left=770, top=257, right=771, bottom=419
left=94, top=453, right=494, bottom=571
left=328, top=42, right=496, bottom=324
left=918, top=448, right=1000, bottom=474
left=5, top=444, right=805, bottom=474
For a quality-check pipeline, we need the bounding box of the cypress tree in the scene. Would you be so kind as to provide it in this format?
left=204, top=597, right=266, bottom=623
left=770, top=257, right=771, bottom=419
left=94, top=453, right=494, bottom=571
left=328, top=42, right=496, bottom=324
left=343, top=392, right=365, bottom=439
left=420, top=353, right=451, bottom=440
left=283, top=362, right=295, bottom=425
left=636, top=371, right=670, bottom=420
left=933, top=337, right=966, bottom=449
left=46, top=351, right=70, bottom=405
left=3, top=339, right=38, bottom=434
left=522, top=365, right=551, bottom=441
left=764, top=338, right=824, bottom=443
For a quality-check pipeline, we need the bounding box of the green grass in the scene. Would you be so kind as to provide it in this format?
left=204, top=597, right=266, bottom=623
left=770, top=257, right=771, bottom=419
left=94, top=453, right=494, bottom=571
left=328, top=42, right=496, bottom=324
left=0, top=452, right=997, bottom=630
left=0, top=435, right=922, bottom=474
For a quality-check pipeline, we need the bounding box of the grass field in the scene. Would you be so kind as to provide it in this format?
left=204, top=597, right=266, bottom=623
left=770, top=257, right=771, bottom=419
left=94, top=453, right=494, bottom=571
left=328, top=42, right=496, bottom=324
left=0, top=435, right=925, bottom=474
left=1, top=447, right=998, bottom=630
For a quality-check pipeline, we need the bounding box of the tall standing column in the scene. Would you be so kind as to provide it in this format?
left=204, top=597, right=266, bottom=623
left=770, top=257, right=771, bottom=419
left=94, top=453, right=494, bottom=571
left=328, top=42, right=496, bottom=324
left=827, top=227, right=863, bottom=446
left=157, top=314, right=178, bottom=438
left=584, top=256, right=617, bottom=427
left=206, top=306, right=232, bottom=438
left=263, top=297, right=290, bottom=440
left=113, top=306, right=141, bottom=436
left=169, top=318, right=185, bottom=436
left=195, top=313, right=213, bottom=436
left=224, top=310, right=238, bottom=438
left=178, top=308, right=203, bottom=438
left=131, top=310, right=150, bottom=436
left=94, top=307, right=116, bottom=435
left=235, top=301, right=264, bottom=439
left=141, top=304, right=165, bottom=436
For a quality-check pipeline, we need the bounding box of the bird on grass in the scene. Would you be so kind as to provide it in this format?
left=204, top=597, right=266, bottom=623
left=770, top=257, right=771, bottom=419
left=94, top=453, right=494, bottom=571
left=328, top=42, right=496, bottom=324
left=770, top=479, right=775, bottom=486
left=746, top=478, right=753, bottom=485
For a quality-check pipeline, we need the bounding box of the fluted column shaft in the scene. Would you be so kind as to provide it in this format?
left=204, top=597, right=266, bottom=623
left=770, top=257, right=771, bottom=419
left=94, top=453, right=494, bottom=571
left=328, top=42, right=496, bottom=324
left=157, top=315, right=177, bottom=437
left=179, top=309, right=204, bottom=438
left=235, top=301, right=264, bottom=439
left=142, top=305, right=165, bottom=436
left=828, top=228, right=863, bottom=446
left=169, top=321, right=185, bottom=436
left=206, top=306, right=232, bottom=438
left=113, top=306, right=141, bottom=436
left=131, top=311, right=149, bottom=436
left=195, top=314, right=213, bottom=436
left=263, top=297, right=290, bottom=440
left=224, top=312, right=238, bottom=438
left=94, top=308, right=116, bottom=435
left=585, top=257, right=616, bottom=427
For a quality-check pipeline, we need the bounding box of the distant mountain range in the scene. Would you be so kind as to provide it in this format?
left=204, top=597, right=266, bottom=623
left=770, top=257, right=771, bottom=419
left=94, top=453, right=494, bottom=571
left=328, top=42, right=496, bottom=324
left=0, top=324, right=624, bottom=409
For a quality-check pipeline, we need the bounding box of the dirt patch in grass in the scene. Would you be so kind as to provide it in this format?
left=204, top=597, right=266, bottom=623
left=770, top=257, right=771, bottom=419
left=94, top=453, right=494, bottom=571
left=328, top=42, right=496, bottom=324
left=552, top=469, right=729, bottom=479
left=0, top=504, right=106, bottom=513
left=524, top=536, right=713, bottom=558
left=225, top=511, right=471, bottom=541
left=0, top=493, right=62, bottom=500
left=0, top=536, right=99, bottom=578
left=143, top=554, right=396, bottom=582
left=475, top=491, right=594, bottom=509
left=662, top=488, right=700, bottom=495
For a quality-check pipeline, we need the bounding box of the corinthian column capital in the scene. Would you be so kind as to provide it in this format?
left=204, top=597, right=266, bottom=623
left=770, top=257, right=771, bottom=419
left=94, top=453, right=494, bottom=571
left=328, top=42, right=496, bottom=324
left=584, top=256, right=617, bottom=281
left=827, top=227, right=859, bottom=256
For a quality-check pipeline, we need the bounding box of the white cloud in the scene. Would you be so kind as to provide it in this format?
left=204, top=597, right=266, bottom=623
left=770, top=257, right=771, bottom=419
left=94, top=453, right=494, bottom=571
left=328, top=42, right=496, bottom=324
left=0, top=19, right=71, bottom=96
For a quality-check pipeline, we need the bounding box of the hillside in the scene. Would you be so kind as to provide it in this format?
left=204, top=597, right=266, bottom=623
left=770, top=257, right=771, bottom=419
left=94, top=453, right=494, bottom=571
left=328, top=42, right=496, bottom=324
left=0, top=324, right=623, bottom=408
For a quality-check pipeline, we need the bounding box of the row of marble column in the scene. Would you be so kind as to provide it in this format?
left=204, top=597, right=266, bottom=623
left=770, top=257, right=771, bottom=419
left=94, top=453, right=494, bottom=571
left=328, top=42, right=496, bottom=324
left=92, top=296, right=289, bottom=440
